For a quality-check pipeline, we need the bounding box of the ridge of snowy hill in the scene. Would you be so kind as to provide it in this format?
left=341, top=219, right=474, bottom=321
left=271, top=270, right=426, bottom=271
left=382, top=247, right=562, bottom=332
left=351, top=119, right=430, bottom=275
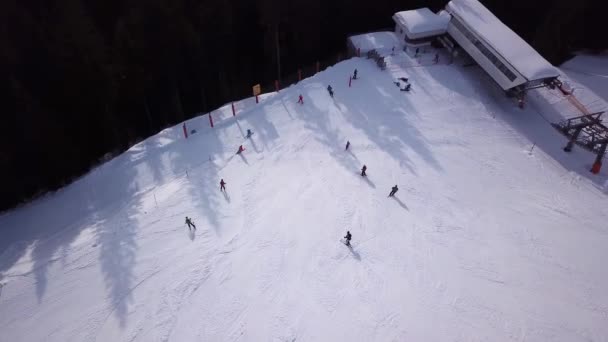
left=1, top=51, right=608, bottom=341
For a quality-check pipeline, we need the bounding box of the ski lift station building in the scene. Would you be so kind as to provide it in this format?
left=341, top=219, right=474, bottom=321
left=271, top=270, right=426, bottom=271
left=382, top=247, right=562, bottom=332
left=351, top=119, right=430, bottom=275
left=443, top=0, right=559, bottom=93
left=392, top=8, right=449, bottom=54
left=348, top=0, right=560, bottom=94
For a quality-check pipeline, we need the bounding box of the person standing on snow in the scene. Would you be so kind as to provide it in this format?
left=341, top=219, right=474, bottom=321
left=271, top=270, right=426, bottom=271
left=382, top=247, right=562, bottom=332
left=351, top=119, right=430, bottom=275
left=297, top=94, right=304, bottom=104
left=353, top=69, right=358, bottom=80
left=345, top=140, right=350, bottom=151
left=361, top=164, right=367, bottom=177
left=220, top=179, right=226, bottom=192
left=389, top=185, right=399, bottom=197
left=236, top=145, right=245, bottom=154
left=344, top=231, right=352, bottom=246
left=246, top=129, right=253, bottom=138
left=185, top=216, right=196, bottom=230
left=327, top=85, right=334, bottom=98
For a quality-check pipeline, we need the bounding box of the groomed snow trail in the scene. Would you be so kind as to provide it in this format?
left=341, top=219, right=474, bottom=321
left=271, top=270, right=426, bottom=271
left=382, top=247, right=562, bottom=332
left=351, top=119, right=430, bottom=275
left=1, top=54, right=608, bottom=341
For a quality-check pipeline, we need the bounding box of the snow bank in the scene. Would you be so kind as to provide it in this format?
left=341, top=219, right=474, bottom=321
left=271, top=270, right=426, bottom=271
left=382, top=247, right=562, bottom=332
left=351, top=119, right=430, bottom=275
left=561, top=53, right=608, bottom=103
left=392, top=8, right=449, bottom=39
left=348, top=31, right=401, bottom=54
left=447, top=0, right=559, bottom=81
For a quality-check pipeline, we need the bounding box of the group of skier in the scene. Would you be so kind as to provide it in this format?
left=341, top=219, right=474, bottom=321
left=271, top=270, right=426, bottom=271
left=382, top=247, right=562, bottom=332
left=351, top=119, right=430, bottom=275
left=186, top=67, right=404, bottom=250
left=343, top=140, right=399, bottom=247
left=297, top=69, right=359, bottom=103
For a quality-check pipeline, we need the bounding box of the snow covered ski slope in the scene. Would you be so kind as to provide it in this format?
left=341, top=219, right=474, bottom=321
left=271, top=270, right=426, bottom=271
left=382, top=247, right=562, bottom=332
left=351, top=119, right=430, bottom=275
left=2, top=52, right=608, bottom=341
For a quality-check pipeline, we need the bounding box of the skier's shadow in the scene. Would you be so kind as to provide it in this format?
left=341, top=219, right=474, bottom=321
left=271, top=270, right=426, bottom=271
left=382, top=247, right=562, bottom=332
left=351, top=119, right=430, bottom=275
left=249, top=137, right=261, bottom=153
left=362, top=176, right=376, bottom=188
left=391, top=196, right=409, bottom=211
left=347, top=149, right=360, bottom=163
left=223, top=191, right=231, bottom=202
left=348, top=246, right=361, bottom=261
left=188, top=229, right=196, bottom=241
left=356, top=172, right=376, bottom=188
left=238, top=153, right=249, bottom=165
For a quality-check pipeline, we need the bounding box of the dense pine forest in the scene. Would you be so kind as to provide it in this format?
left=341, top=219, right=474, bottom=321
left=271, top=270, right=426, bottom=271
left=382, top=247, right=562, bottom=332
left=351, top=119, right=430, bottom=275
left=1, top=0, right=605, bottom=211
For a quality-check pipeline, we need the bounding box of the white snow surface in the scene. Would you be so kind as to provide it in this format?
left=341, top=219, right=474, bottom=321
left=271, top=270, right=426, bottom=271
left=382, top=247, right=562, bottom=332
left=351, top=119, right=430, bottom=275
left=392, top=8, right=449, bottom=37
left=348, top=32, right=401, bottom=54
left=2, top=52, right=608, bottom=342
left=446, top=0, right=559, bottom=81
left=561, top=53, right=608, bottom=104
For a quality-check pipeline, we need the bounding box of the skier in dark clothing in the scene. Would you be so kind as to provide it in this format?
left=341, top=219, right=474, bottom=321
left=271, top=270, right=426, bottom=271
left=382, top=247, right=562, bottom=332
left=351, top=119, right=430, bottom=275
left=185, top=216, right=196, bottom=230
left=361, top=164, right=367, bottom=177
left=389, top=185, right=398, bottom=197
left=246, top=129, right=253, bottom=138
left=236, top=145, right=245, bottom=154
left=345, top=140, right=350, bottom=151
left=327, top=85, right=334, bottom=98
left=220, top=179, right=226, bottom=192
left=353, top=69, right=358, bottom=80
left=344, top=231, right=352, bottom=246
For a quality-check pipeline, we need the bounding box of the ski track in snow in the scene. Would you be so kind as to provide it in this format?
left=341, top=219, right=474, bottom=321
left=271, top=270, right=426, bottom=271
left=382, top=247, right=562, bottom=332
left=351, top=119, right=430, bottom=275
left=2, top=51, right=608, bottom=341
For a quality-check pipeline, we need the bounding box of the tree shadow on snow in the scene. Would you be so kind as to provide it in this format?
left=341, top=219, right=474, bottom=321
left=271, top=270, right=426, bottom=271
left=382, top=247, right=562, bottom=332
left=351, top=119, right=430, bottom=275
left=303, top=65, right=442, bottom=178
left=0, top=151, right=141, bottom=330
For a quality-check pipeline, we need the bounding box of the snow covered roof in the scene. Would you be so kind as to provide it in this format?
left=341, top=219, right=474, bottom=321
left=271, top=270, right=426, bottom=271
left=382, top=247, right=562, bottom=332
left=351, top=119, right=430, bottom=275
left=348, top=32, right=401, bottom=54
left=446, top=0, right=559, bottom=81
left=392, top=8, right=449, bottom=37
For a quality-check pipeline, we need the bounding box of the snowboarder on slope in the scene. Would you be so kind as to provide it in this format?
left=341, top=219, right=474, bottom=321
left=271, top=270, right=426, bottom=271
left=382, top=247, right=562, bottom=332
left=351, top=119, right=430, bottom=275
left=389, top=185, right=399, bottom=197
left=361, top=164, right=367, bottom=177
left=185, top=216, right=196, bottom=230
left=327, top=85, right=334, bottom=98
left=345, top=140, right=350, bottom=151
left=344, top=231, right=352, bottom=246
left=297, top=94, right=304, bottom=104
left=220, top=179, right=226, bottom=192
left=236, top=145, right=245, bottom=154
left=246, top=129, right=253, bottom=138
